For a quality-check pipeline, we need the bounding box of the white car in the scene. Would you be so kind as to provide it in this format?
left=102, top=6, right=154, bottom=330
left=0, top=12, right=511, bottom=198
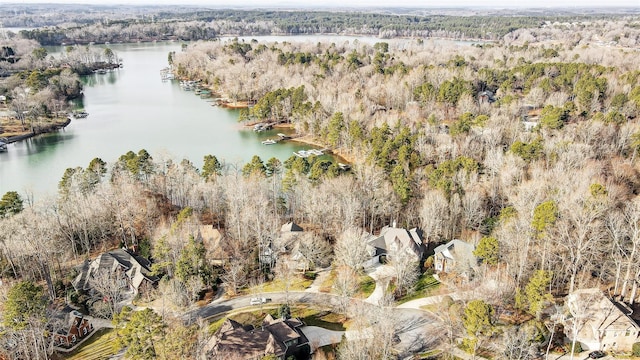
left=250, top=297, right=269, bottom=305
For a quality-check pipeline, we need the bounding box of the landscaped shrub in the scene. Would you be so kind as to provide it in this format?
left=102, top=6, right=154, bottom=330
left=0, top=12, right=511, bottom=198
left=564, top=342, right=582, bottom=354
left=632, top=342, right=640, bottom=356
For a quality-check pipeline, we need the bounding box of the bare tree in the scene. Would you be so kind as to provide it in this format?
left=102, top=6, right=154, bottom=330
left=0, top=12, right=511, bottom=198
left=554, top=199, right=605, bottom=293
left=89, top=270, right=126, bottom=319
left=275, top=257, right=295, bottom=304
left=221, top=259, right=247, bottom=296
left=388, top=248, right=420, bottom=298
left=297, top=233, right=333, bottom=271
left=334, top=226, right=369, bottom=271
left=332, top=266, right=359, bottom=313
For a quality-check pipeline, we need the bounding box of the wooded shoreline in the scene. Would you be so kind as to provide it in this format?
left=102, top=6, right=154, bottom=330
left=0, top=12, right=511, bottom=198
left=1, top=117, right=71, bottom=144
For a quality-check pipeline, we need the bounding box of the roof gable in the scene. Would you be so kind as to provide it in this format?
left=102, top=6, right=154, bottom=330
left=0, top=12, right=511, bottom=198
left=568, top=288, right=640, bottom=332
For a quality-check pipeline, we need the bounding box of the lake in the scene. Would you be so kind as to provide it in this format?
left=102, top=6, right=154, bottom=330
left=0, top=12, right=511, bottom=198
left=0, top=35, right=477, bottom=197
left=0, top=41, right=315, bottom=197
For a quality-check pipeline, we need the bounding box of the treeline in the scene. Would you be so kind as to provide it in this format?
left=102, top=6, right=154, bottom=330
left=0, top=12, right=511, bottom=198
left=16, top=9, right=639, bottom=46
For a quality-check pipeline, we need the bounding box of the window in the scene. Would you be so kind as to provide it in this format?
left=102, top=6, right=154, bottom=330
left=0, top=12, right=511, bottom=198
left=285, top=339, right=298, bottom=347
left=626, top=330, right=631, bottom=337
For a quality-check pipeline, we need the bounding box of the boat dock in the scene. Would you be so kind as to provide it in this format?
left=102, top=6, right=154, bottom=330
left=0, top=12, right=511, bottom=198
left=293, top=149, right=325, bottom=158
left=253, top=123, right=275, bottom=132
left=160, top=67, right=174, bottom=81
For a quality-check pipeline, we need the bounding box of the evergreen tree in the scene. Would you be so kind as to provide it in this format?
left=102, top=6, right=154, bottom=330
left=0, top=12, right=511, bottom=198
left=3, top=281, right=47, bottom=330
left=474, top=236, right=500, bottom=265
left=114, top=307, right=165, bottom=360
left=0, top=191, right=24, bottom=218
left=202, top=154, right=222, bottom=180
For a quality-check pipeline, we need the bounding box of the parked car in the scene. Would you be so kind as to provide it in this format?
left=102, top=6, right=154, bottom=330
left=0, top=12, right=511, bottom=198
left=588, top=350, right=606, bottom=359
left=250, top=297, right=270, bottom=305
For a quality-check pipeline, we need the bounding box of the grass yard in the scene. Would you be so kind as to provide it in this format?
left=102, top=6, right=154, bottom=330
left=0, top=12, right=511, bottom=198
left=318, top=269, right=375, bottom=299
left=397, top=273, right=440, bottom=304
left=356, top=275, right=376, bottom=298
left=245, top=275, right=314, bottom=294
left=295, top=307, right=347, bottom=331
left=319, top=270, right=337, bottom=293
left=63, top=328, right=118, bottom=360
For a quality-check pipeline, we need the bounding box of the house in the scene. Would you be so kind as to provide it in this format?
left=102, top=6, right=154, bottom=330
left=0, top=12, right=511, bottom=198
left=281, top=222, right=303, bottom=233
left=433, top=239, right=477, bottom=276
left=203, top=314, right=310, bottom=359
left=52, top=310, right=93, bottom=348
left=477, top=90, right=496, bottom=104
left=72, top=248, right=158, bottom=295
left=566, top=288, right=640, bottom=353
left=366, top=224, right=425, bottom=264
left=260, top=222, right=304, bottom=267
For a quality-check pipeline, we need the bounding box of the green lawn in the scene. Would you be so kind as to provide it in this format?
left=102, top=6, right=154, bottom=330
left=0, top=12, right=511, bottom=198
left=63, top=328, right=118, bottom=360
left=356, top=275, right=376, bottom=298
left=296, top=308, right=347, bottom=331
left=247, top=275, right=314, bottom=294
left=317, top=269, right=375, bottom=298
left=397, top=273, right=440, bottom=304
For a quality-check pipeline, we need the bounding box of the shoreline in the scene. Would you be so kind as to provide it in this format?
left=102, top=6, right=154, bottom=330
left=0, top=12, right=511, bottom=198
left=286, top=134, right=356, bottom=164
left=241, top=122, right=356, bottom=164
left=1, top=117, right=71, bottom=144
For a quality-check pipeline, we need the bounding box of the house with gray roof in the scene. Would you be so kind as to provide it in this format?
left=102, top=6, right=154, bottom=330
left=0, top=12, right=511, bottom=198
left=203, top=314, right=310, bottom=359
left=366, top=224, right=425, bottom=264
left=72, top=248, right=158, bottom=295
left=433, top=239, right=477, bottom=277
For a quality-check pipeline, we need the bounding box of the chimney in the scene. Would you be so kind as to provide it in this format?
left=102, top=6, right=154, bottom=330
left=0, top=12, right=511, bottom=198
left=392, top=220, right=397, bottom=228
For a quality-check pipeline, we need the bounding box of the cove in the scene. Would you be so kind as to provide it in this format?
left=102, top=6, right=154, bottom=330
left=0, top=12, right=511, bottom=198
left=0, top=42, right=312, bottom=197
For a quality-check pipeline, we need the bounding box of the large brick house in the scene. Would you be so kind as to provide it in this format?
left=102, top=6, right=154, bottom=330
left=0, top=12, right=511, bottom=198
left=53, top=311, right=93, bottom=348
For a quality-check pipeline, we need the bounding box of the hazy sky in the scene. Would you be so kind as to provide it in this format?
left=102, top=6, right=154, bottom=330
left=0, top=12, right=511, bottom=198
left=6, top=0, right=640, bottom=7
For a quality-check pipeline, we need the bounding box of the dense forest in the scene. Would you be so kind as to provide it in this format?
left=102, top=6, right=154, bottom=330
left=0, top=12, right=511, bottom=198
left=10, top=7, right=639, bottom=45
left=3, top=6, right=640, bottom=360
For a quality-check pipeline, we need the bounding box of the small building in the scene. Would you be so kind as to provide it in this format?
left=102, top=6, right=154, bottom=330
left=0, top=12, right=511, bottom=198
left=281, top=222, right=303, bottom=233
left=52, top=311, right=93, bottom=348
left=566, top=288, right=640, bottom=353
left=477, top=90, right=496, bottom=104
left=72, top=248, right=158, bottom=295
left=433, top=239, right=477, bottom=276
left=366, top=224, right=425, bottom=264
left=203, top=314, right=310, bottom=359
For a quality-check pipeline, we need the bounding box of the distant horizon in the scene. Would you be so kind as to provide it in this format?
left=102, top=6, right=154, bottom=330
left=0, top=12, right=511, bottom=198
left=1, top=0, right=639, bottom=9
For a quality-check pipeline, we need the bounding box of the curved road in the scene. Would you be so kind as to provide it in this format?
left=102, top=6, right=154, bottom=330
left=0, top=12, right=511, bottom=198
left=184, top=291, right=440, bottom=357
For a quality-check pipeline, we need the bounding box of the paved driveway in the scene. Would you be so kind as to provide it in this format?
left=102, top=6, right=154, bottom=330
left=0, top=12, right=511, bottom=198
left=364, top=263, right=395, bottom=305
left=300, top=326, right=345, bottom=352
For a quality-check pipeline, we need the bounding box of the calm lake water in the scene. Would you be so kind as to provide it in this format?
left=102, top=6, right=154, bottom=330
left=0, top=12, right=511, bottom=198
left=0, top=42, right=316, bottom=197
